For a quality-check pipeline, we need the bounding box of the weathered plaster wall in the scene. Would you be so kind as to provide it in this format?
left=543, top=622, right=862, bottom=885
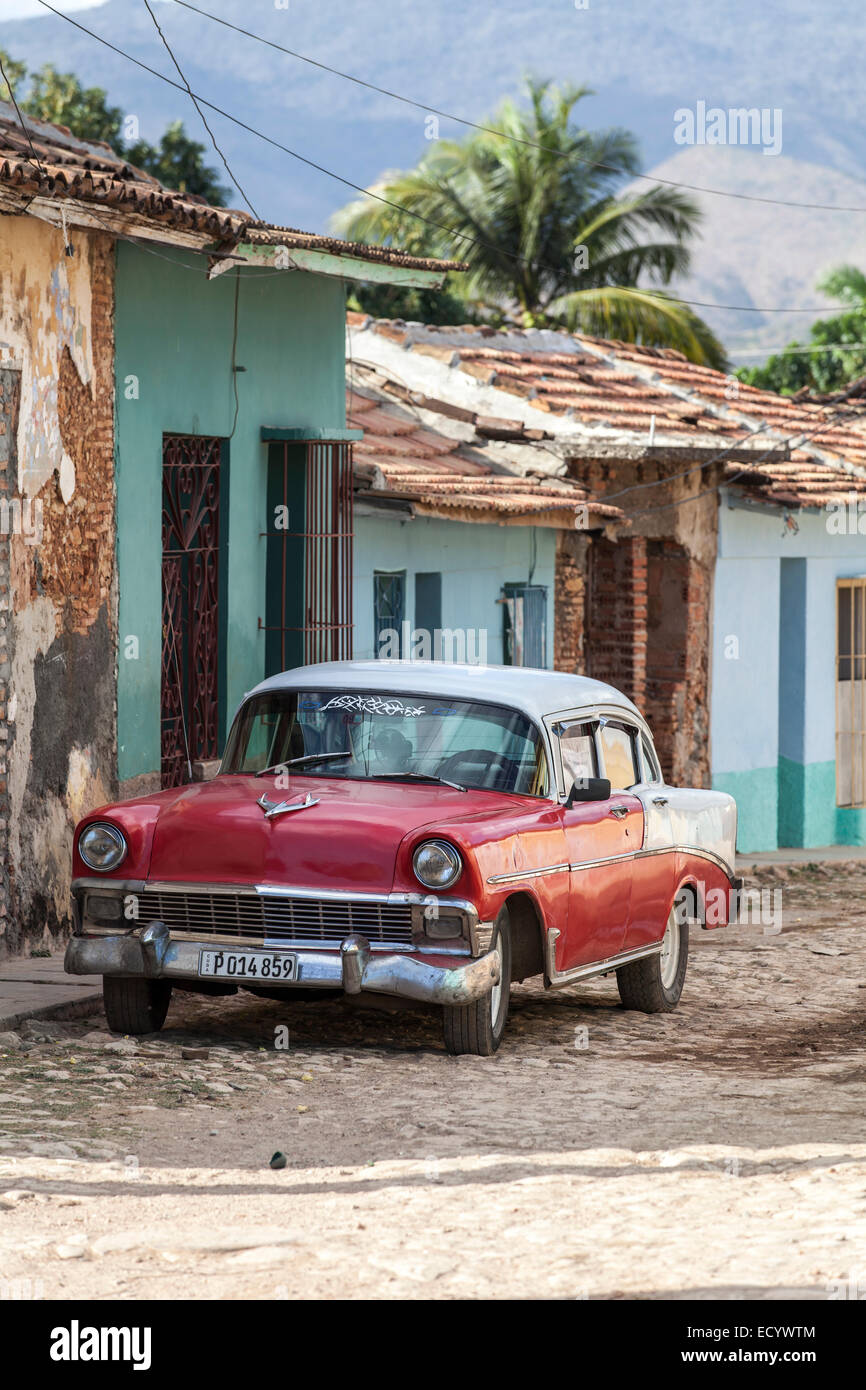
left=0, top=217, right=116, bottom=957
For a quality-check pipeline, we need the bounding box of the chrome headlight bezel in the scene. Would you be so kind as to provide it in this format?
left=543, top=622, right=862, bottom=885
left=412, top=839, right=463, bottom=891
left=78, top=822, right=128, bottom=873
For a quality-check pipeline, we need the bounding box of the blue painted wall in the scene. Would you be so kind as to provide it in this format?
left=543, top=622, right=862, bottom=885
left=711, top=494, right=866, bottom=851
left=353, top=513, right=556, bottom=667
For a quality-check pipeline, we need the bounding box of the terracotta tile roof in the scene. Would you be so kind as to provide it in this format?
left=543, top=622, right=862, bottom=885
left=347, top=387, right=623, bottom=525
left=0, top=104, right=464, bottom=273
left=349, top=315, right=866, bottom=511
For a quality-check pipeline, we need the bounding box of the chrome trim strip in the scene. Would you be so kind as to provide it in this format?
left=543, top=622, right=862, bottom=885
left=569, top=852, right=635, bottom=872
left=567, top=845, right=736, bottom=881
left=544, top=928, right=662, bottom=989
left=486, top=862, right=570, bottom=886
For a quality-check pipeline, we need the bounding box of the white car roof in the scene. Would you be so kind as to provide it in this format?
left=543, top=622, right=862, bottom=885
left=249, top=660, right=642, bottom=726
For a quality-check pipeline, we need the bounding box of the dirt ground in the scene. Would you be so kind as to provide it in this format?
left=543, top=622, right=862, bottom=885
left=2, top=862, right=866, bottom=1301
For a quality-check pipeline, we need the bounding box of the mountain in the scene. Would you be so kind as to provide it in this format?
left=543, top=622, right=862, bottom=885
left=638, top=148, right=866, bottom=362
left=3, top=0, right=866, bottom=359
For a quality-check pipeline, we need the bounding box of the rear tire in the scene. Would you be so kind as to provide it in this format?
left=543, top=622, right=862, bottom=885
left=442, top=907, right=511, bottom=1056
left=616, top=906, right=688, bottom=1013
left=103, top=976, right=172, bottom=1035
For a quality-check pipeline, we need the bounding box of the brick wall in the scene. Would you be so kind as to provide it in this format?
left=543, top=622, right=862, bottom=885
left=586, top=535, right=648, bottom=708
left=645, top=540, right=710, bottom=785
left=553, top=530, right=588, bottom=672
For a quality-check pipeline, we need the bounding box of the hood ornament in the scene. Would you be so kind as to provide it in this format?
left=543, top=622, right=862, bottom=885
left=256, top=791, right=319, bottom=820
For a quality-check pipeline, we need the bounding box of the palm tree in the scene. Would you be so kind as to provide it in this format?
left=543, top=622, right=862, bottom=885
left=334, top=79, right=726, bottom=368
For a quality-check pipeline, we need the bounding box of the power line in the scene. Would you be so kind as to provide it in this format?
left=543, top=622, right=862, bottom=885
left=621, top=393, right=866, bottom=518
left=141, top=0, right=261, bottom=219
left=735, top=341, right=866, bottom=358
left=0, top=51, right=46, bottom=181
left=172, top=0, right=866, bottom=218
left=33, top=0, right=836, bottom=317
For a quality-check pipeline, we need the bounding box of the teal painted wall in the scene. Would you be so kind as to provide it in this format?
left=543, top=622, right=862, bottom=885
left=353, top=514, right=556, bottom=666
left=114, top=245, right=346, bottom=783
left=712, top=497, right=866, bottom=851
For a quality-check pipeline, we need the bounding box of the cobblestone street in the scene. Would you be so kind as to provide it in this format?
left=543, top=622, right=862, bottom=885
left=2, top=863, right=865, bottom=1301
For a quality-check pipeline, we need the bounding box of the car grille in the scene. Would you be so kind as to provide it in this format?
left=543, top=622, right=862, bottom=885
left=136, top=890, right=415, bottom=948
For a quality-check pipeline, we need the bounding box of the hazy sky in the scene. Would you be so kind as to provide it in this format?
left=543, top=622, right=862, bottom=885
left=0, top=0, right=112, bottom=17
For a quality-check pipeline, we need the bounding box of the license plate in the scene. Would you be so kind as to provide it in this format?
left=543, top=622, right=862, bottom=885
left=198, top=949, right=296, bottom=981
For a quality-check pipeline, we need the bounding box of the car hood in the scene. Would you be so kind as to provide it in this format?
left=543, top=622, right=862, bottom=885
left=145, top=774, right=520, bottom=892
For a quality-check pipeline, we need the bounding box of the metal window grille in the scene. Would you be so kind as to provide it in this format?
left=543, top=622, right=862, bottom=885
left=261, top=441, right=354, bottom=669
left=836, top=577, right=866, bottom=807
left=161, top=434, right=223, bottom=789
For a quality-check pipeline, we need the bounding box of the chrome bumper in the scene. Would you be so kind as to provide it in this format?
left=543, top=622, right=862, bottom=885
left=64, top=923, right=501, bottom=1007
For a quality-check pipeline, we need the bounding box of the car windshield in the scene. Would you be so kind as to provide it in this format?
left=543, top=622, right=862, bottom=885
left=221, top=689, right=550, bottom=797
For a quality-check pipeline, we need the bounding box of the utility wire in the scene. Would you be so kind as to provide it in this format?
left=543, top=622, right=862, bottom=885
left=17, top=4, right=866, bottom=513
left=141, top=0, right=261, bottom=219
left=621, top=394, right=866, bottom=518
left=172, top=0, right=866, bottom=218
left=33, top=1, right=836, bottom=316
left=0, top=51, right=46, bottom=180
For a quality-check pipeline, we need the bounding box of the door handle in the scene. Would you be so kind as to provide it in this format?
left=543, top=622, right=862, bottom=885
left=652, top=796, right=669, bottom=807
left=608, top=805, right=629, bottom=819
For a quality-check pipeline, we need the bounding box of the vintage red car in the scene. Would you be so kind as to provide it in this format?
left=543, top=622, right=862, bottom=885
left=65, top=661, right=739, bottom=1054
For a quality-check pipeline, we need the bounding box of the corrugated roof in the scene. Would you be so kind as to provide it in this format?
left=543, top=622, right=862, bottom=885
left=0, top=104, right=464, bottom=273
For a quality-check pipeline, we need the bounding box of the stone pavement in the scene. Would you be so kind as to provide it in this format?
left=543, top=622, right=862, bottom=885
left=0, top=953, right=101, bottom=1032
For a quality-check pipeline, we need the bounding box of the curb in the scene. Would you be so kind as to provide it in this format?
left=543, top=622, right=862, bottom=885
left=0, top=990, right=103, bottom=1033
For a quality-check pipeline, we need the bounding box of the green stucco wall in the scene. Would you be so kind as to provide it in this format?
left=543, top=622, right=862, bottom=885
left=114, top=244, right=346, bottom=784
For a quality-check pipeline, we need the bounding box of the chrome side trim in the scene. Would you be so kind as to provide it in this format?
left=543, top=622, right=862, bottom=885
left=635, top=844, right=737, bottom=881
left=570, top=851, right=635, bottom=872
left=486, top=862, right=570, bottom=886
left=544, top=927, right=662, bottom=990
left=566, top=845, right=736, bottom=881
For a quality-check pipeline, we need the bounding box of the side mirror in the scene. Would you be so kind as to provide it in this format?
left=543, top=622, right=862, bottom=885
left=566, top=777, right=611, bottom=807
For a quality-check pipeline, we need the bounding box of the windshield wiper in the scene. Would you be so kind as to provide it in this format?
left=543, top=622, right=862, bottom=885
left=374, top=771, right=467, bottom=792
left=254, top=751, right=352, bottom=777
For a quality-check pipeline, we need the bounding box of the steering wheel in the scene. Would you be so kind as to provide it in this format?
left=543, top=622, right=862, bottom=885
left=438, top=748, right=515, bottom=788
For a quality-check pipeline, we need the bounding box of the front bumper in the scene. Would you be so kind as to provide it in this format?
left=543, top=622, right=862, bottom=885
left=65, top=923, right=501, bottom=1007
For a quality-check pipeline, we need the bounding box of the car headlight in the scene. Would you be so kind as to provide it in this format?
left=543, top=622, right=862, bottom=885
left=412, top=839, right=462, bottom=890
left=78, top=822, right=127, bottom=873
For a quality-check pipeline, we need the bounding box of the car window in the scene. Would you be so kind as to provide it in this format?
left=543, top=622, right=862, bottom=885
left=557, top=720, right=598, bottom=792
left=599, top=722, right=638, bottom=790
left=640, top=734, right=662, bottom=784
left=222, top=689, right=550, bottom=797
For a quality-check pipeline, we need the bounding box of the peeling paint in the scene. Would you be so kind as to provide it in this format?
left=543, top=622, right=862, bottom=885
left=0, top=217, right=93, bottom=499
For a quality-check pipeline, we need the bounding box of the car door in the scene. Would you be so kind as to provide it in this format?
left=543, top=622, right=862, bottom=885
left=626, top=728, right=679, bottom=951
left=557, top=717, right=639, bottom=969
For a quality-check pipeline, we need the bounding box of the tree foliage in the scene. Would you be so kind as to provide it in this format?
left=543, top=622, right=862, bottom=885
left=2, top=52, right=227, bottom=205
left=737, top=267, right=866, bottom=396
left=334, top=78, right=725, bottom=367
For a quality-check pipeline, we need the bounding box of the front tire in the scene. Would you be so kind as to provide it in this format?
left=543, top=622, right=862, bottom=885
left=616, top=906, right=688, bottom=1013
left=443, top=907, right=511, bottom=1055
left=103, top=976, right=172, bottom=1035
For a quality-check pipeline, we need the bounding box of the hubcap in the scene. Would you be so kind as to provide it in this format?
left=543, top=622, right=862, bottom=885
left=659, top=909, right=680, bottom=990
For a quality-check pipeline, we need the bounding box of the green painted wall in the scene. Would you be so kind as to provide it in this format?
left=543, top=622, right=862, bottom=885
left=712, top=766, right=780, bottom=854
left=114, top=244, right=346, bottom=784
